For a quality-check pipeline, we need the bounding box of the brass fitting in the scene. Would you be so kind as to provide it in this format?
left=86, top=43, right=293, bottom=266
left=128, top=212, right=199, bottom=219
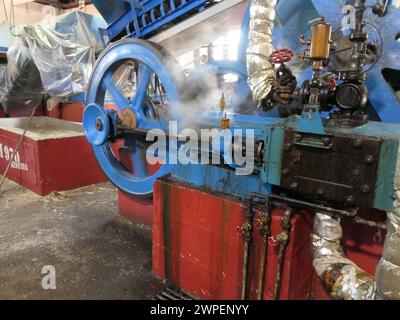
left=310, top=17, right=332, bottom=61
left=221, top=113, right=230, bottom=129
left=219, top=93, right=229, bottom=129
left=219, top=93, right=226, bottom=112
left=299, top=16, right=332, bottom=68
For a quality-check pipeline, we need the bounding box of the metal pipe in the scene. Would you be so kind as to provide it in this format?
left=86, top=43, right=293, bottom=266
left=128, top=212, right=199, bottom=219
left=241, top=196, right=255, bottom=300
left=273, top=207, right=294, bottom=300
left=248, top=192, right=358, bottom=218
left=249, top=192, right=387, bottom=232
left=255, top=197, right=272, bottom=300
left=248, top=192, right=386, bottom=299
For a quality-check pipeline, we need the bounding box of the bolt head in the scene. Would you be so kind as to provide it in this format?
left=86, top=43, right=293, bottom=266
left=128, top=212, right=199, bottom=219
left=294, top=133, right=303, bottom=141
left=322, top=136, right=331, bottom=146
left=290, top=182, right=299, bottom=190
left=95, top=119, right=103, bottom=131
left=365, top=155, right=375, bottom=164
left=346, top=195, right=354, bottom=204
left=361, top=184, right=370, bottom=193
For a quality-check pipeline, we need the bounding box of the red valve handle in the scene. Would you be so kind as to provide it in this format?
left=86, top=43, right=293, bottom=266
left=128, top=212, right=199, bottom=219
left=328, top=79, right=337, bottom=91
left=270, top=49, right=294, bottom=64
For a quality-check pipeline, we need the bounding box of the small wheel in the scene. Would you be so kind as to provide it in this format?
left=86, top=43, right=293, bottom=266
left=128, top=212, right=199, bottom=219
left=84, top=39, right=184, bottom=196
left=270, top=49, right=294, bottom=64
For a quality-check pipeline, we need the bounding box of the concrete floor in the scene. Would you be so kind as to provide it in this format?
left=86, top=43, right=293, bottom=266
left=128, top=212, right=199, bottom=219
left=0, top=179, right=165, bottom=299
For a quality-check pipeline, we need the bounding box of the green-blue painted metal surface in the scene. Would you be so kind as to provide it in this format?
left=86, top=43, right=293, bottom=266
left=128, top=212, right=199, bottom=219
left=296, top=105, right=326, bottom=135
left=172, top=164, right=271, bottom=198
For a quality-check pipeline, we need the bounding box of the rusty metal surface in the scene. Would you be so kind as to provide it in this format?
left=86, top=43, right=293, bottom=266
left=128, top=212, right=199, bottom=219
left=152, top=177, right=316, bottom=300
left=280, top=129, right=381, bottom=208
left=153, top=177, right=388, bottom=300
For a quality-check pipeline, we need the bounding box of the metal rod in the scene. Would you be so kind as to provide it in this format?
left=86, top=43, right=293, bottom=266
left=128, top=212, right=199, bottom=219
left=248, top=192, right=357, bottom=217
left=250, top=192, right=384, bottom=230
left=241, top=241, right=250, bottom=300
left=255, top=197, right=272, bottom=300
left=241, top=196, right=254, bottom=300
left=273, top=207, right=294, bottom=300
left=353, top=216, right=387, bottom=230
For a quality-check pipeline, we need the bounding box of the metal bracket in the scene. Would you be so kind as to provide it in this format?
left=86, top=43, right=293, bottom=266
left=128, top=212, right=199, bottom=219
left=296, top=104, right=325, bottom=135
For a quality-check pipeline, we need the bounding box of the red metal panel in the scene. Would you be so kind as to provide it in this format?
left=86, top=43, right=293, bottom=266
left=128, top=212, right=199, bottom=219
left=342, top=209, right=385, bottom=275
left=0, top=128, right=107, bottom=195
left=48, top=103, right=86, bottom=122
left=153, top=178, right=315, bottom=300
left=0, top=104, right=45, bottom=118
left=153, top=178, right=385, bottom=300
left=118, top=191, right=154, bottom=226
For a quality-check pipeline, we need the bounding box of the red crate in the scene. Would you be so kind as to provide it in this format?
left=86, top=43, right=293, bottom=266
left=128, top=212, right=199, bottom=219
left=0, top=103, right=45, bottom=118
left=0, top=117, right=106, bottom=195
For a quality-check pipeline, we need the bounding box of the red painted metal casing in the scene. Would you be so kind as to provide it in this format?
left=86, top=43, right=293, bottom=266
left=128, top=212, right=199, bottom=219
left=47, top=103, right=86, bottom=122
left=118, top=191, right=154, bottom=226
left=0, top=103, right=45, bottom=118
left=152, top=177, right=384, bottom=300
left=0, top=117, right=106, bottom=195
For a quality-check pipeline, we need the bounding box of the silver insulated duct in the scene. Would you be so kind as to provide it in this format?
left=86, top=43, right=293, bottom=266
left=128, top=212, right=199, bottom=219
left=311, top=213, right=377, bottom=300
left=312, top=145, right=400, bottom=300
left=246, top=0, right=276, bottom=104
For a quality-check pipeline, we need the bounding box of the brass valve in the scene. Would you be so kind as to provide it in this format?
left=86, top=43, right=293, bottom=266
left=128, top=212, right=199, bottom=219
left=299, top=16, right=332, bottom=65
left=310, top=16, right=332, bottom=61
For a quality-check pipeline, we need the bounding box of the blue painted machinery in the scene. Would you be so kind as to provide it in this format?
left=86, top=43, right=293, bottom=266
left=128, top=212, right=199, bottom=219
left=83, top=0, right=400, bottom=300
left=83, top=0, right=400, bottom=199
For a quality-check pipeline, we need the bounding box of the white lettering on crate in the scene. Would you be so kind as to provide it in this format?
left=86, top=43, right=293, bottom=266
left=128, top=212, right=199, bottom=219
left=0, top=143, right=28, bottom=172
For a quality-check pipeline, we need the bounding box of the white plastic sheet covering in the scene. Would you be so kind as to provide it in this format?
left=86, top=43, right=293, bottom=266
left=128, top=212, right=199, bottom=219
left=0, top=37, right=43, bottom=113
left=0, top=11, right=106, bottom=112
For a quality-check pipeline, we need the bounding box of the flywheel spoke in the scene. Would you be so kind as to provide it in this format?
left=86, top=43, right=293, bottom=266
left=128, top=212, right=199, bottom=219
left=132, top=64, right=153, bottom=112
left=130, top=139, right=149, bottom=179
left=102, top=71, right=130, bottom=111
